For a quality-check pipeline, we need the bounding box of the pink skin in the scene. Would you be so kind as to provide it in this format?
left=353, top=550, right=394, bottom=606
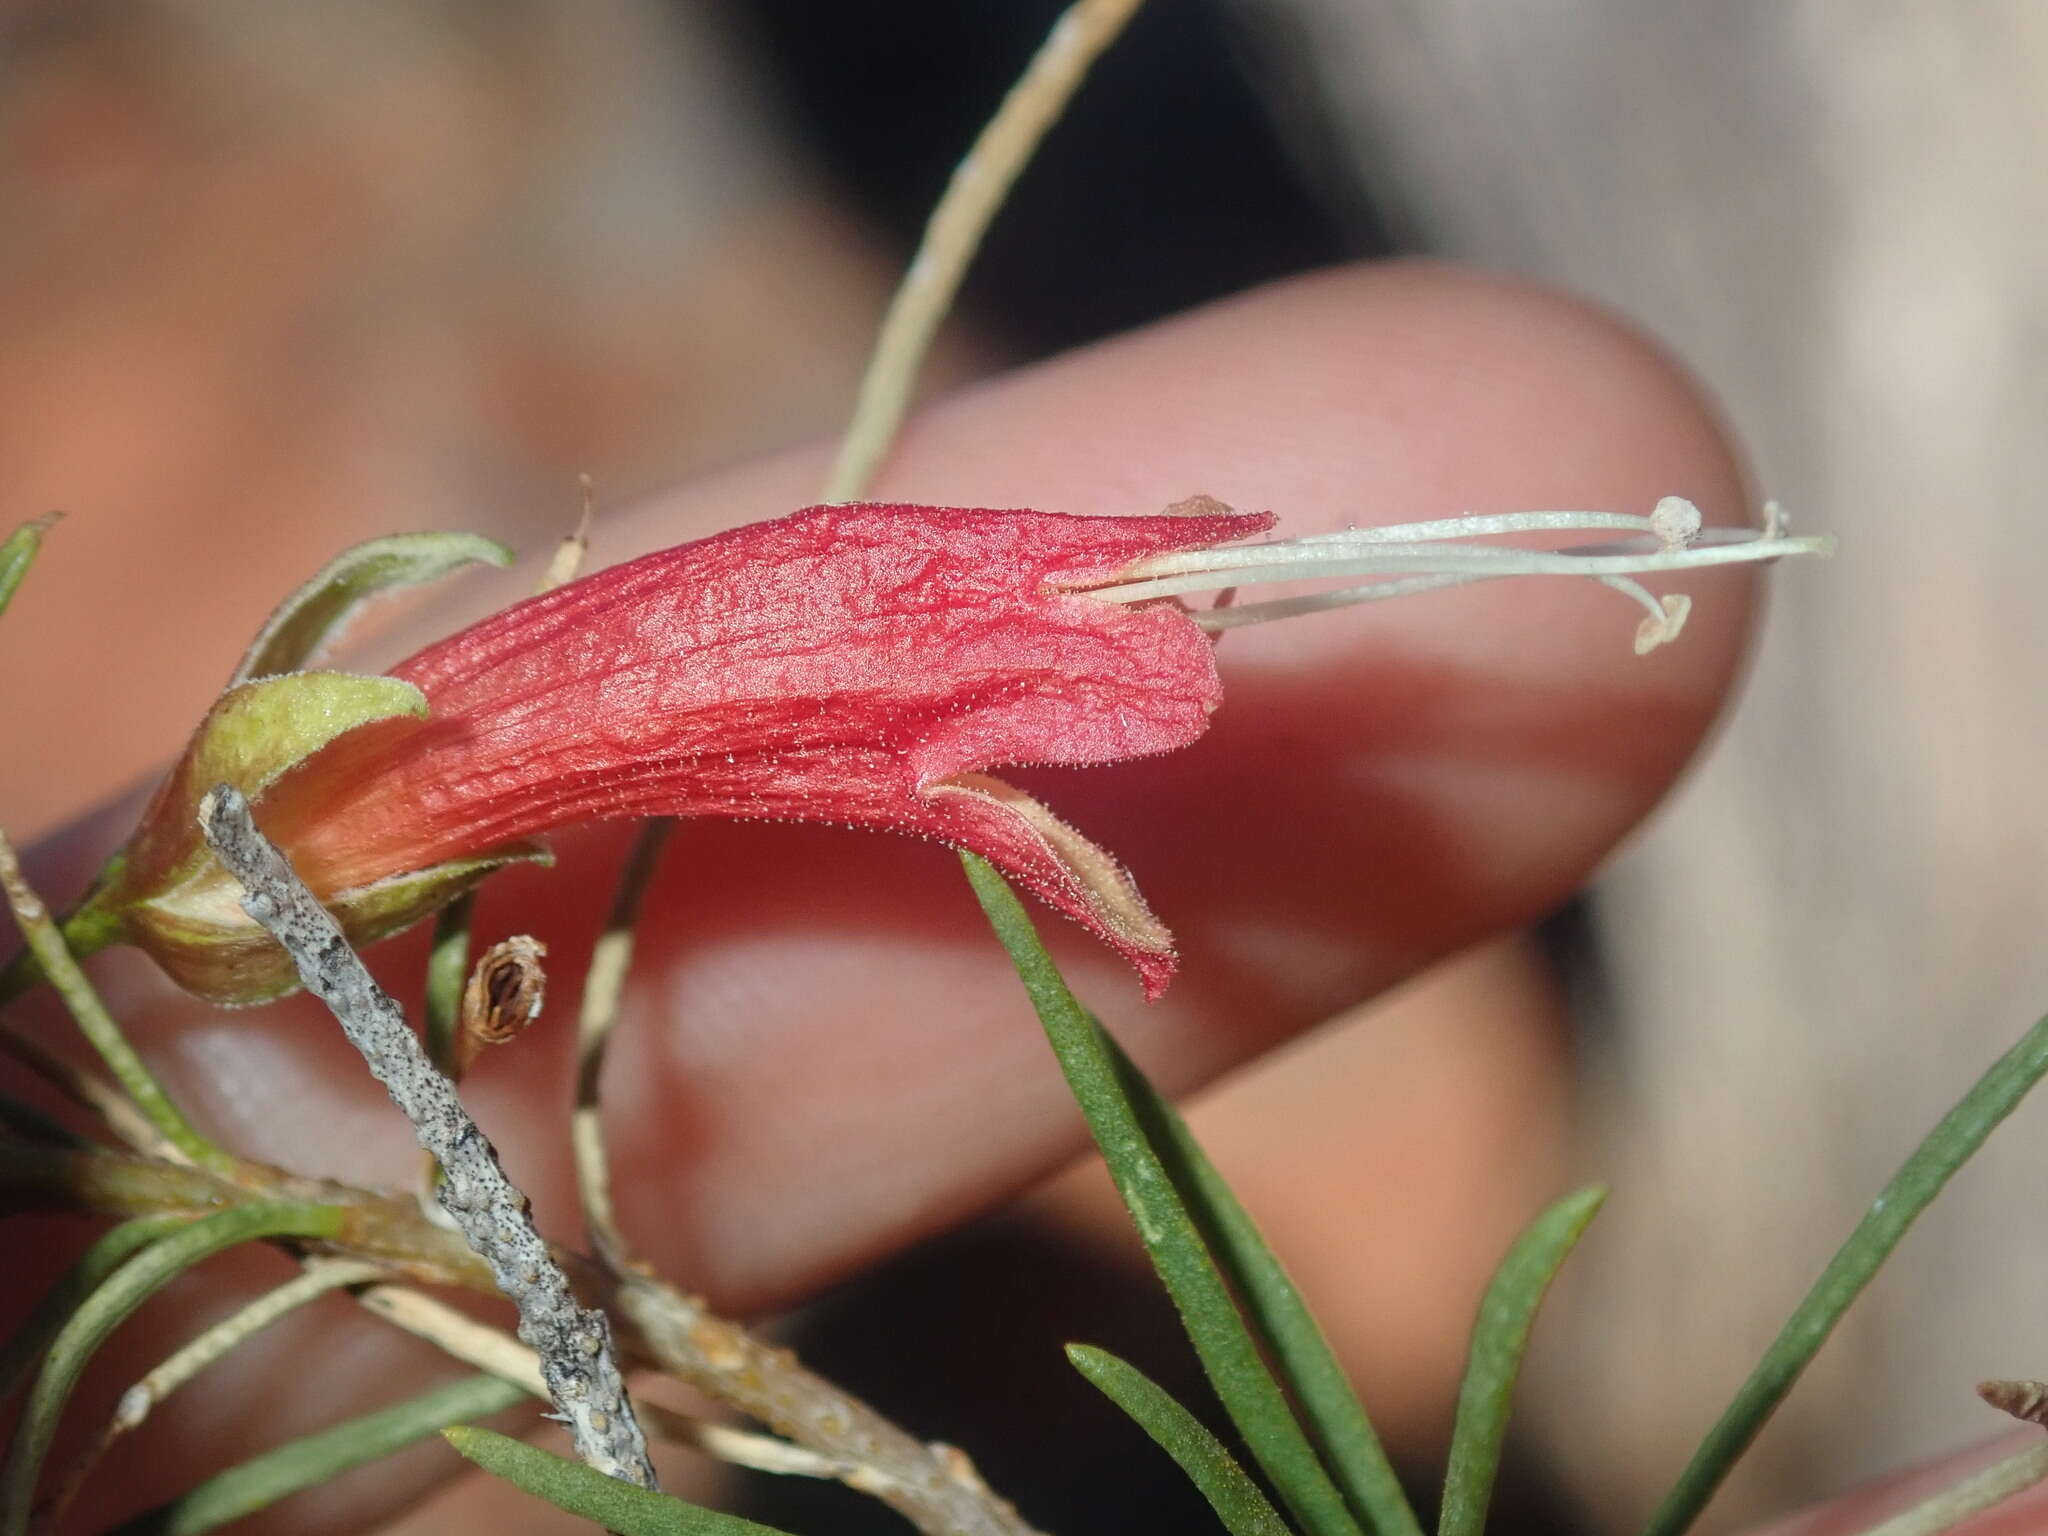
left=3, top=262, right=1833, bottom=1532
left=1756, top=1434, right=2048, bottom=1536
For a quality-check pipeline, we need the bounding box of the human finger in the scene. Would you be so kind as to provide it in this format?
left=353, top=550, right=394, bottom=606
left=6, top=261, right=1759, bottom=1531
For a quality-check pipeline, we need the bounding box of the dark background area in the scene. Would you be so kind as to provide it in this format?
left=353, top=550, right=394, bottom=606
left=719, top=0, right=1380, bottom=359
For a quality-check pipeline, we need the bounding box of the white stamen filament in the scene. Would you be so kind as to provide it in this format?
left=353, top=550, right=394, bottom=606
left=1290, top=508, right=1671, bottom=545
left=1075, top=498, right=1830, bottom=654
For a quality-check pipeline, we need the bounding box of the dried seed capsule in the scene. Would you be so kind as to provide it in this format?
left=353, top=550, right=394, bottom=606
left=458, top=936, right=548, bottom=1070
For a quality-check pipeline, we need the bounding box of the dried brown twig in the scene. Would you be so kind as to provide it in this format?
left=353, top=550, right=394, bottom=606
left=1, top=1135, right=1047, bottom=1536
left=824, top=0, right=1147, bottom=500
left=195, top=783, right=658, bottom=1491
left=571, top=816, right=673, bottom=1273
left=619, top=1272, right=1040, bottom=1536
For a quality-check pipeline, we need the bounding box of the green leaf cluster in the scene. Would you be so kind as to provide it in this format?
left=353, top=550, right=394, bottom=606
left=965, top=851, right=2048, bottom=1536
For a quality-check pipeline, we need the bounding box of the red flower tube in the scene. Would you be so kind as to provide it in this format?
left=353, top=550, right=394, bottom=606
left=94, top=502, right=1273, bottom=1004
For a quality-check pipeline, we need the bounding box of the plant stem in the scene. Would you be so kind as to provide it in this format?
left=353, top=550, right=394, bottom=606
left=0, top=826, right=231, bottom=1171
left=357, top=1282, right=864, bottom=1482
left=196, top=784, right=656, bottom=1490
left=573, top=818, right=673, bottom=1270
left=822, top=0, right=1146, bottom=501
left=1, top=1138, right=1042, bottom=1536
left=0, top=1141, right=494, bottom=1288
left=616, top=1271, right=1044, bottom=1536
left=422, top=891, right=476, bottom=1077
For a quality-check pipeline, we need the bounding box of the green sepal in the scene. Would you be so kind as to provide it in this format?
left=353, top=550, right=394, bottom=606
left=231, top=531, right=512, bottom=684
left=113, top=672, right=427, bottom=906
left=0, top=513, right=58, bottom=623
left=129, top=839, right=550, bottom=1008
left=62, top=672, right=440, bottom=1004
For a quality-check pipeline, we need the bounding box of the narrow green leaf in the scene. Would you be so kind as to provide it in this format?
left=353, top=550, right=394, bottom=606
left=1438, top=1187, right=1606, bottom=1536
left=0, top=1215, right=186, bottom=1399
left=444, top=1425, right=799, bottom=1535
left=961, top=852, right=1362, bottom=1536
left=1067, top=1344, right=1293, bottom=1536
left=0, top=513, right=57, bottom=623
left=0, top=1201, right=345, bottom=1535
left=1105, top=1031, right=1423, bottom=1536
left=1644, top=1008, right=2048, bottom=1536
left=231, top=530, right=513, bottom=684
left=111, top=1374, right=528, bottom=1535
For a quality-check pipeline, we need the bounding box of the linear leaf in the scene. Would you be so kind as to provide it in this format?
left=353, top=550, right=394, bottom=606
left=1438, top=1187, right=1605, bottom=1536
left=962, top=852, right=1361, bottom=1536
left=1104, top=1030, right=1423, bottom=1536
left=1643, top=1008, right=2048, bottom=1536
left=1067, top=1344, right=1293, bottom=1536
left=112, top=1373, right=528, bottom=1535
left=445, top=1425, right=799, bottom=1535
left=0, top=1201, right=344, bottom=1535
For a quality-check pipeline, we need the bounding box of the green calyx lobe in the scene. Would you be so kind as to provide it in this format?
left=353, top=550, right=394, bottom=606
left=63, top=673, right=430, bottom=978
left=127, top=840, right=551, bottom=1007
left=232, top=530, right=513, bottom=683
left=128, top=672, right=429, bottom=897
left=71, top=671, right=552, bottom=1004
left=0, top=513, right=59, bottom=622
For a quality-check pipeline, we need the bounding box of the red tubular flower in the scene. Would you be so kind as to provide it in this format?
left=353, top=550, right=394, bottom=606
left=101, top=503, right=1273, bottom=1004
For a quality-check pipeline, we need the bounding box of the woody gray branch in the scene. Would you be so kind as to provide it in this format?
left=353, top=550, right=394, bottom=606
left=195, top=783, right=657, bottom=1491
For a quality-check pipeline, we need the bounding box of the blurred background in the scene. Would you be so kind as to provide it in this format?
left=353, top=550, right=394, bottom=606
left=3, top=2, right=2044, bottom=1532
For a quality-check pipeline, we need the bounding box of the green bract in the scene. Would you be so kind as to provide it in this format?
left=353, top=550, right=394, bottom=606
left=0, top=514, right=58, bottom=624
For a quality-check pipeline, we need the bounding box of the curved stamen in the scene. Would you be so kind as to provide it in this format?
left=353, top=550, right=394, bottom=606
left=1077, top=497, right=1831, bottom=655
left=1195, top=572, right=1692, bottom=653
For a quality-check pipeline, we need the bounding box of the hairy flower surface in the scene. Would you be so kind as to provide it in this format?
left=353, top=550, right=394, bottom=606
left=108, top=503, right=1273, bottom=1003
